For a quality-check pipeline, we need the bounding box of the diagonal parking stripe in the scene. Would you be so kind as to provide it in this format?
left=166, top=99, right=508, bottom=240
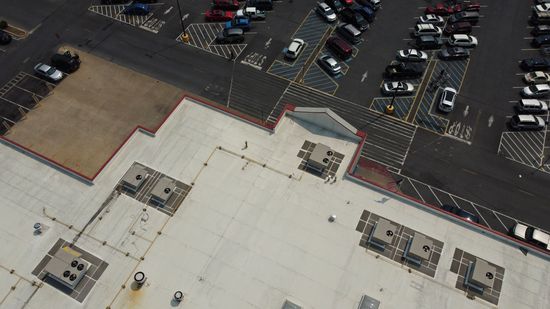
left=179, top=23, right=247, bottom=60
left=370, top=97, right=414, bottom=120
left=499, top=131, right=545, bottom=167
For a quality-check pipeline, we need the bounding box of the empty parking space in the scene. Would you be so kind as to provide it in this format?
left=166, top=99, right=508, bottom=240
left=302, top=63, right=338, bottom=94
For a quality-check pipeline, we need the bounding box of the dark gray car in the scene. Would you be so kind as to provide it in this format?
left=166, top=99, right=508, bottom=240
left=317, top=55, right=341, bottom=75
left=215, top=28, right=244, bottom=44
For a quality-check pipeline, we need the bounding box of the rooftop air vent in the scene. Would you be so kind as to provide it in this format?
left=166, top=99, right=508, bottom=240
left=150, top=177, right=176, bottom=205
left=307, top=143, right=333, bottom=172
left=403, top=232, right=433, bottom=266
left=368, top=219, right=397, bottom=251
left=43, top=246, right=90, bottom=289
left=121, top=165, right=148, bottom=192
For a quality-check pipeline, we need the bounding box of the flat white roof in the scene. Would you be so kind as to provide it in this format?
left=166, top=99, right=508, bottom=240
left=0, top=98, right=548, bottom=309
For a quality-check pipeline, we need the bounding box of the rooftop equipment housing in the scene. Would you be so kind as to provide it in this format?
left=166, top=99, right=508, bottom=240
left=150, top=176, right=176, bottom=205
left=43, top=246, right=90, bottom=289
left=367, top=218, right=397, bottom=251
left=306, top=143, right=334, bottom=172
left=121, top=164, right=148, bottom=192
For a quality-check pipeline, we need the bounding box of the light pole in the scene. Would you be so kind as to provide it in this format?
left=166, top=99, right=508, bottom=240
left=385, top=86, right=397, bottom=115
left=176, top=0, right=190, bottom=43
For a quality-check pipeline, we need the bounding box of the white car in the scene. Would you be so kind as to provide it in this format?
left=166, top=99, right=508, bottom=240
left=34, top=63, right=64, bottom=82
left=381, top=81, right=414, bottom=96
left=396, top=49, right=428, bottom=62
left=524, top=71, right=550, bottom=84
left=285, top=38, right=305, bottom=60
left=438, top=87, right=457, bottom=112
left=512, top=223, right=550, bottom=250
left=521, top=83, right=550, bottom=98
left=413, top=23, right=442, bottom=37
left=316, top=2, right=337, bottom=22
left=535, top=3, right=550, bottom=12
left=447, top=34, right=478, bottom=48
left=418, top=14, right=444, bottom=26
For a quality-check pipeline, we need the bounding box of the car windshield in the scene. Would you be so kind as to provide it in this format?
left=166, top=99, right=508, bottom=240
left=444, top=91, right=455, bottom=101
left=529, top=85, right=539, bottom=92
left=46, top=67, right=56, bottom=74
left=326, top=8, right=334, bottom=14
left=525, top=227, right=535, bottom=240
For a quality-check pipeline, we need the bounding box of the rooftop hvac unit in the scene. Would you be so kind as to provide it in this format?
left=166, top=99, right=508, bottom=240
left=43, top=246, right=90, bottom=289
left=368, top=219, right=397, bottom=251
left=150, top=177, right=176, bottom=205
left=307, top=143, right=334, bottom=172
left=282, top=299, right=302, bottom=309
left=403, top=233, right=433, bottom=266
left=464, top=257, right=496, bottom=293
left=121, top=165, right=148, bottom=192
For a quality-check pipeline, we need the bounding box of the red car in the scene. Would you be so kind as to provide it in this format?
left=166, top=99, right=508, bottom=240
left=212, top=0, right=239, bottom=11
left=425, top=3, right=456, bottom=16
left=205, top=9, right=235, bottom=22
left=455, top=2, right=481, bottom=12
left=341, top=0, right=353, bottom=6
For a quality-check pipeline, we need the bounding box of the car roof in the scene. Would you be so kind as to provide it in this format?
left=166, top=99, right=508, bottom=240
left=319, top=2, right=330, bottom=9
left=226, top=28, right=243, bottom=34
left=536, top=83, right=550, bottom=89
left=532, top=229, right=550, bottom=244
left=517, top=114, right=537, bottom=122
left=417, top=23, right=435, bottom=30
left=452, top=34, right=469, bottom=40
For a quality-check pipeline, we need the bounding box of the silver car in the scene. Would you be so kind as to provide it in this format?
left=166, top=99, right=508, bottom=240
left=524, top=71, right=550, bottom=84
left=381, top=81, right=414, bottom=96
left=317, top=55, right=341, bottom=75
left=418, top=14, right=444, bottom=26
left=285, top=38, right=305, bottom=60
left=34, top=63, right=64, bottom=81
left=316, top=2, right=337, bottom=22
left=521, top=84, right=550, bottom=98
left=438, top=87, right=457, bottom=112
left=396, top=49, right=428, bottom=62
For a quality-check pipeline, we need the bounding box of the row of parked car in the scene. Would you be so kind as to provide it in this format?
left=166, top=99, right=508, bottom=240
left=33, top=51, right=81, bottom=82
left=378, top=2, right=484, bottom=114
left=509, top=4, right=550, bottom=131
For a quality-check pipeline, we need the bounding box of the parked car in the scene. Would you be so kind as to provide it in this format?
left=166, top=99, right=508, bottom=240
left=325, top=0, right=345, bottom=12
left=532, top=24, right=550, bottom=36
left=438, top=47, right=470, bottom=60
left=520, top=57, right=550, bottom=71
left=326, top=36, right=353, bottom=60
left=340, top=8, right=369, bottom=31
left=34, top=63, right=64, bottom=82
left=317, top=55, right=342, bottom=75
left=425, top=3, right=455, bottom=16
left=440, top=204, right=480, bottom=223
left=351, top=4, right=375, bottom=23
left=205, top=9, right=235, bottom=22
left=443, top=22, right=472, bottom=35
left=368, top=0, right=381, bottom=10
left=213, top=0, right=240, bottom=10
left=316, top=2, right=337, bottom=22
left=122, top=3, right=151, bottom=15
left=536, top=3, right=550, bottom=13
left=384, top=61, right=424, bottom=79
left=215, top=28, right=244, bottom=44
left=355, top=0, right=378, bottom=11
left=524, top=71, right=550, bottom=84
left=418, top=14, right=444, bottom=26
left=0, top=30, right=12, bottom=45
left=246, top=0, right=273, bottom=11
left=381, top=81, right=414, bottom=95
left=236, top=7, right=266, bottom=20
left=510, top=114, right=546, bottom=130
left=448, top=11, right=479, bottom=24
left=521, top=84, right=550, bottom=98
left=51, top=51, right=81, bottom=73
left=531, top=11, right=550, bottom=26
left=447, top=34, right=478, bottom=47
left=285, top=38, right=305, bottom=59
left=225, top=17, right=251, bottom=31
left=413, top=23, right=442, bottom=37
left=414, top=35, right=443, bottom=50
left=337, top=23, right=362, bottom=44
left=341, top=0, right=354, bottom=6
left=396, top=49, right=428, bottom=62
left=455, top=2, right=481, bottom=12
left=511, top=223, right=550, bottom=250
left=532, top=34, right=550, bottom=47
left=438, top=87, right=457, bottom=112
left=516, top=99, right=549, bottom=113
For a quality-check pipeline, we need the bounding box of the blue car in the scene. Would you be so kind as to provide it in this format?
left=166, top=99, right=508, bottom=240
left=225, top=17, right=251, bottom=32
left=351, top=4, right=375, bottom=23
left=123, top=3, right=151, bottom=15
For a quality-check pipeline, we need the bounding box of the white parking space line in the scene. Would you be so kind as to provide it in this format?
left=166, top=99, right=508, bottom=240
left=521, top=48, right=539, bottom=51
left=407, top=179, right=426, bottom=203
left=493, top=213, right=510, bottom=231
left=428, top=187, right=443, bottom=206
left=469, top=203, right=491, bottom=229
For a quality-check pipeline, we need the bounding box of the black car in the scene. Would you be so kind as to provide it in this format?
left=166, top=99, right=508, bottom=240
left=532, top=34, right=550, bottom=47
left=355, top=0, right=378, bottom=11
left=340, top=8, right=369, bottom=31
left=325, top=0, right=345, bottom=12
left=0, top=30, right=11, bottom=45
left=414, top=35, right=443, bottom=50
left=520, top=58, right=550, bottom=71
left=51, top=51, right=81, bottom=73
left=384, top=61, right=424, bottom=79
left=215, top=28, right=244, bottom=44
left=532, top=25, right=550, bottom=36
left=440, top=204, right=480, bottom=224
left=437, top=47, right=470, bottom=60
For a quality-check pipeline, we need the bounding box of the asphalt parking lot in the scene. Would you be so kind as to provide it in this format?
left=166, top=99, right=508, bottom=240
left=1, top=0, right=550, bottom=237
